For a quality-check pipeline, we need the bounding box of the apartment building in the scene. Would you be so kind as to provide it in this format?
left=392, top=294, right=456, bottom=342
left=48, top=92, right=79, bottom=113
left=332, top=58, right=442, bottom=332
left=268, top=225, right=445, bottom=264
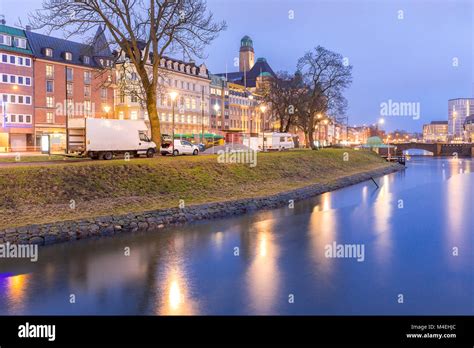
left=448, top=98, right=474, bottom=142
left=423, top=121, right=448, bottom=143
left=115, top=53, right=211, bottom=139
left=25, top=27, right=115, bottom=151
left=0, top=23, right=34, bottom=151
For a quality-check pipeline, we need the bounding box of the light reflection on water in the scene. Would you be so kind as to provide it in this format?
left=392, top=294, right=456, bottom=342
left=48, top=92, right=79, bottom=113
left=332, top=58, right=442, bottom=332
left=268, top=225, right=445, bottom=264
left=0, top=157, right=472, bottom=315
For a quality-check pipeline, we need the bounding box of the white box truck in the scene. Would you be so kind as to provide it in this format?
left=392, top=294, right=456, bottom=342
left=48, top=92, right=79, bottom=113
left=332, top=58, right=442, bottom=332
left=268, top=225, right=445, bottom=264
left=68, top=118, right=157, bottom=160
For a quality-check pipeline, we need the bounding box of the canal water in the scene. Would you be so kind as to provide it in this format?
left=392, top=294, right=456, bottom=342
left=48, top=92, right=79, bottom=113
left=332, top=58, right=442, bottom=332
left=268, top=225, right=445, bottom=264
left=0, top=157, right=472, bottom=315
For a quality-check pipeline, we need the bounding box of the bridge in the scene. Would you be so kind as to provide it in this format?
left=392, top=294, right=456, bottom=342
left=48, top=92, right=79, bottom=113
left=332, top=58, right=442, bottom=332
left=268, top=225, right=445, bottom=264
left=392, top=142, right=474, bottom=157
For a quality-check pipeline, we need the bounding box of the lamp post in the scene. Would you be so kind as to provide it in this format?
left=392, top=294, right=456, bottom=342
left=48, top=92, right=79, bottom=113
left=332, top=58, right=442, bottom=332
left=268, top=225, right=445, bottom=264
left=169, top=91, right=178, bottom=154
left=260, top=104, right=267, bottom=151
left=103, top=105, right=111, bottom=119
left=213, top=103, right=220, bottom=147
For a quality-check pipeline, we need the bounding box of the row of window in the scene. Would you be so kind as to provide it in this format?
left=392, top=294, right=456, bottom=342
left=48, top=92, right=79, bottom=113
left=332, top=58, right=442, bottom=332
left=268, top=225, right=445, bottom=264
left=0, top=34, right=27, bottom=49
left=158, top=76, right=208, bottom=93
left=1, top=74, right=32, bottom=86
left=5, top=114, right=32, bottom=124
left=159, top=113, right=209, bottom=125
left=1, top=94, right=32, bottom=105
left=1, top=53, right=32, bottom=67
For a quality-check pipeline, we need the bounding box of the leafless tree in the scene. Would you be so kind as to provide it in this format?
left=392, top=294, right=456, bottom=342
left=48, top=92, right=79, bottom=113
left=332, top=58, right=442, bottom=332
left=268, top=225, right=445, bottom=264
left=28, top=0, right=226, bottom=144
left=262, top=71, right=304, bottom=133
left=296, top=46, right=352, bottom=149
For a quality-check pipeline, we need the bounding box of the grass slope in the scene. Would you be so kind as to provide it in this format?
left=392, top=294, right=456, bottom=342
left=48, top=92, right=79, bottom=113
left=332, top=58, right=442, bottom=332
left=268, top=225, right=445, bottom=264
left=0, top=149, right=392, bottom=228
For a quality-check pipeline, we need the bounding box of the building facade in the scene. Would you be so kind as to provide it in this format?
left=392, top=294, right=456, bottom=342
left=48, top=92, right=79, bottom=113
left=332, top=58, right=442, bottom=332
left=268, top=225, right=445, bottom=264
left=209, top=73, right=228, bottom=133
left=448, top=98, right=474, bottom=142
left=115, top=54, right=211, bottom=139
left=464, top=115, right=474, bottom=143
left=26, top=27, right=115, bottom=152
left=0, top=23, right=34, bottom=151
left=423, top=121, right=448, bottom=143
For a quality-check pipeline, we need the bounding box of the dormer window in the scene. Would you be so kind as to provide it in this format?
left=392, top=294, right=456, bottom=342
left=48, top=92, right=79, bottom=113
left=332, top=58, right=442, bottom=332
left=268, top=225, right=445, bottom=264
left=45, top=48, right=53, bottom=57
left=13, top=37, right=27, bottom=49
left=64, top=52, right=72, bottom=61
left=0, top=34, right=12, bottom=46
left=83, top=56, right=90, bottom=64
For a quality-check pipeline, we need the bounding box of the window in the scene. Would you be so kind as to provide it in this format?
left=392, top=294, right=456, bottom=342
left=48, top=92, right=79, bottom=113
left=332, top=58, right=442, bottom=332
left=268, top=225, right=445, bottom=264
left=10, top=95, right=15, bottom=103
left=18, top=115, right=24, bottom=123
left=83, top=56, right=90, bottom=64
left=2, top=55, right=6, bottom=62
left=46, top=65, right=54, bottom=79
left=84, top=100, right=92, bottom=116
left=131, top=94, right=138, bottom=103
left=139, top=132, right=150, bottom=142
left=66, top=67, right=73, bottom=81
left=25, top=58, right=31, bottom=66
left=191, top=98, right=196, bottom=110
left=25, top=96, right=31, bottom=104
left=1, top=75, right=6, bottom=83
left=120, top=93, right=125, bottom=103
left=67, top=83, right=73, bottom=96
left=14, top=37, right=27, bottom=49
left=0, top=35, right=12, bottom=46
left=10, top=75, right=15, bottom=83
left=64, top=52, right=72, bottom=61
left=26, top=115, right=31, bottom=123
left=18, top=96, right=23, bottom=104
left=9, top=56, right=15, bottom=64
left=46, top=96, right=54, bottom=108
left=9, top=114, right=16, bottom=123
left=131, top=111, right=138, bottom=120
left=46, top=112, right=53, bottom=123
left=100, top=88, right=107, bottom=99
left=45, top=48, right=53, bottom=57
left=84, top=71, right=91, bottom=84
left=84, top=85, right=91, bottom=97
left=18, top=76, right=23, bottom=84
left=118, top=111, right=124, bottom=120
left=18, top=57, right=23, bottom=65
left=46, top=80, right=53, bottom=92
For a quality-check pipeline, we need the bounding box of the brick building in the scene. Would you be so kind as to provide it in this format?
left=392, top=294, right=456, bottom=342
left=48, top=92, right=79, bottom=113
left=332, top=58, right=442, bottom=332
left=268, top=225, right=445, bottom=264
left=25, top=27, right=115, bottom=152
left=0, top=23, right=34, bottom=151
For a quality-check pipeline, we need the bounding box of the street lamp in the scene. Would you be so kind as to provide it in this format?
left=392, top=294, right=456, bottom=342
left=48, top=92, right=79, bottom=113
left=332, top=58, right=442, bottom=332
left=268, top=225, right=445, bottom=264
left=103, top=105, right=111, bottom=119
left=169, top=91, right=178, bottom=154
left=260, top=104, right=267, bottom=151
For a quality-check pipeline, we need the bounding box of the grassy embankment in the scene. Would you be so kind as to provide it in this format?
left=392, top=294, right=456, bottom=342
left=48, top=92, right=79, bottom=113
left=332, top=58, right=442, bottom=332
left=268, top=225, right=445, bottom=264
left=0, top=155, right=87, bottom=163
left=0, top=149, right=394, bottom=229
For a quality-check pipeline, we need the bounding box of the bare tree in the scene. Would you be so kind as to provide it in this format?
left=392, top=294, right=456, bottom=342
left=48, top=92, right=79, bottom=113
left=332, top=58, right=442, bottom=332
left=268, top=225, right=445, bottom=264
left=296, top=46, right=352, bottom=149
left=262, top=71, right=304, bottom=133
left=28, top=0, right=226, bottom=144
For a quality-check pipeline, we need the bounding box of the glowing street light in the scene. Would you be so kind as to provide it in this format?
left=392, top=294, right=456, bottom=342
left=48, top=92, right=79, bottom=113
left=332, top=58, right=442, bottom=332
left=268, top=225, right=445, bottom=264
left=260, top=104, right=267, bottom=151
left=169, top=91, right=178, bottom=154
left=103, top=105, right=111, bottom=119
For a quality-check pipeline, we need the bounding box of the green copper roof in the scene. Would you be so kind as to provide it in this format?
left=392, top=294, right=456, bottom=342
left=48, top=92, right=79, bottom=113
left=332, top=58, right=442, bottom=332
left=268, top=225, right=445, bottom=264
left=256, top=57, right=266, bottom=62
left=240, top=35, right=253, bottom=47
left=0, top=24, right=33, bottom=54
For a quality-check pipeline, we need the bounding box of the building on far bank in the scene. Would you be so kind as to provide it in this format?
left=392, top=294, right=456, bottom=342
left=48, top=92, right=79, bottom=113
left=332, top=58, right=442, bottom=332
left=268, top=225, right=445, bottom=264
left=26, top=27, right=116, bottom=152
left=0, top=22, right=34, bottom=152
left=423, top=121, right=448, bottom=143
left=464, top=115, right=474, bottom=143
left=448, top=98, right=474, bottom=142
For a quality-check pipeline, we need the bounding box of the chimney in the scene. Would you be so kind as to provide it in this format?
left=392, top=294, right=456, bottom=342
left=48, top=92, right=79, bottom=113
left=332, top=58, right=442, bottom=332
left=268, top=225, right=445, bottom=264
left=26, top=25, right=32, bottom=31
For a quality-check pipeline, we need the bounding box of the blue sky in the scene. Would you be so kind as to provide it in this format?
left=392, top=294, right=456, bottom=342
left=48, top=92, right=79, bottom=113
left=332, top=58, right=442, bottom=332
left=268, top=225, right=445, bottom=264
left=1, top=0, right=472, bottom=131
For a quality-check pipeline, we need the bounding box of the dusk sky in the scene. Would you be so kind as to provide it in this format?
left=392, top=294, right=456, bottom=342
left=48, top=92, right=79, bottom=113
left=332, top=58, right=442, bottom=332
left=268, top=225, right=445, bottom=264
left=0, top=0, right=472, bottom=131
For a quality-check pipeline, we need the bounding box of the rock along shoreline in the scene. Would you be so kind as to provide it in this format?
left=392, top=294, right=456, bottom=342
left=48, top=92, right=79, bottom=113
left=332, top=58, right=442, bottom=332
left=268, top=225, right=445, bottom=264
left=0, top=164, right=404, bottom=246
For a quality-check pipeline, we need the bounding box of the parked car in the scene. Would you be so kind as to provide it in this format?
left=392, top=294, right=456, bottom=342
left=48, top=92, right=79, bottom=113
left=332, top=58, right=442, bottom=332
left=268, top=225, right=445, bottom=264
left=161, top=139, right=200, bottom=156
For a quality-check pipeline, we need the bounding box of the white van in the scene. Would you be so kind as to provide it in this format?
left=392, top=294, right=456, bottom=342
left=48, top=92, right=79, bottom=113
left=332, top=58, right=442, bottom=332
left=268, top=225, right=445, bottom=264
left=258, top=132, right=295, bottom=151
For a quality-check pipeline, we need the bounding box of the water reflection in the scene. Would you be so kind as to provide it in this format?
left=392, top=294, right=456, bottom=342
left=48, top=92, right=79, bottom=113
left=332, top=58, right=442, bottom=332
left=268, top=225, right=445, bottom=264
left=0, top=158, right=472, bottom=315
